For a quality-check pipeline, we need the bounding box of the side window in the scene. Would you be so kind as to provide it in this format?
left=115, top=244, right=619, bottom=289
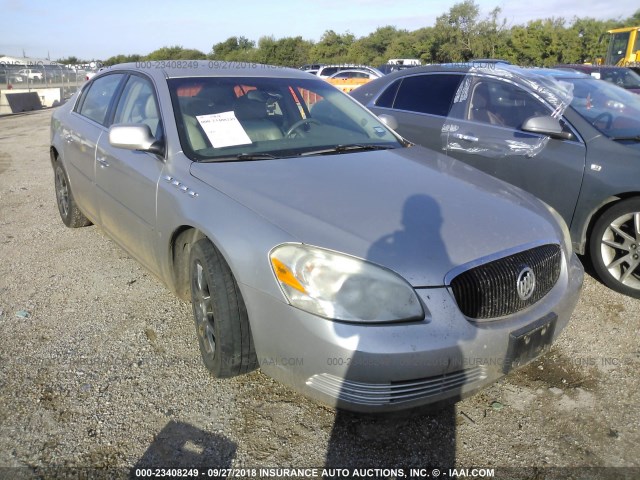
left=73, top=83, right=92, bottom=112
left=468, top=80, right=549, bottom=130
left=113, top=75, right=162, bottom=138
left=393, top=74, right=463, bottom=116
left=77, top=74, right=124, bottom=125
left=375, top=79, right=401, bottom=108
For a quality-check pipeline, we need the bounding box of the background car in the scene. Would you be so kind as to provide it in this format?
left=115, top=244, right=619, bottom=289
left=0, top=67, right=24, bottom=84
left=325, top=69, right=383, bottom=93
left=553, top=64, right=640, bottom=94
left=50, top=63, right=582, bottom=413
left=327, top=69, right=382, bottom=80
left=299, top=63, right=325, bottom=72
left=352, top=64, right=640, bottom=298
left=315, top=64, right=383, bottom=79
left=378, top=59, right=423, bottom=75
left=18, top=68, right=43, bottom=81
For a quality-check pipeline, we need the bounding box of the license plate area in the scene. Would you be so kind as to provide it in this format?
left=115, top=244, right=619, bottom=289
left=503, top=313, right=557, bottom=374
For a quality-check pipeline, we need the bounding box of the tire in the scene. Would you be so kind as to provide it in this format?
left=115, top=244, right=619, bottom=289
left=589, top=198, right=640, bottom=298
left=189, top=239, right=258, bottom=377
left=54, top=161, right=92, bottom=228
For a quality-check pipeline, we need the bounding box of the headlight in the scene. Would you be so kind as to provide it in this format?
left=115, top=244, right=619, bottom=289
left=270, top=244, right=424, bottom=323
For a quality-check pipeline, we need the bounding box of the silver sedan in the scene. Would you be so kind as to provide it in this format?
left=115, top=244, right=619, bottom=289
left=50, top=62, right=583, bottom=413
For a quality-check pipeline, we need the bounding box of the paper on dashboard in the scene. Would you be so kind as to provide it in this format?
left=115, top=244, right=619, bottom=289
left=196, top=111, right=252, bottom=148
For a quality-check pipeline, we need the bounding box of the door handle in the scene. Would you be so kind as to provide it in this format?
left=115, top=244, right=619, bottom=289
left=97, top=156, right=109, bottom=168
left=452, top=133, right=479, bottom=142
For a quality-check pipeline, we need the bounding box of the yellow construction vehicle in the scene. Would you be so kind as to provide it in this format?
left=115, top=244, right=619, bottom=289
left=602, top=26, right=640, bottom=67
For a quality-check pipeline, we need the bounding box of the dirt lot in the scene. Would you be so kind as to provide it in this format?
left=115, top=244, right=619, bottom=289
left=0, top=109, right=638, bottom=479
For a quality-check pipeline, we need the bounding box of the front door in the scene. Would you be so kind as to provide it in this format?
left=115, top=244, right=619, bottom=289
left=95, top=74, right=165, bottom=273
left=445, top=77, right=587, bottom=225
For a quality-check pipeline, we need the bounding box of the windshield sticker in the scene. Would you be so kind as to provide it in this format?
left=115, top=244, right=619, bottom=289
left=196, top=111, right=252, bottom=148
left=373, top=126, right=387, bottom=137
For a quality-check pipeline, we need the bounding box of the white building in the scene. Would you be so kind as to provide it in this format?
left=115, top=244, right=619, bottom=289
left=0, top=55, right=61, bottom=67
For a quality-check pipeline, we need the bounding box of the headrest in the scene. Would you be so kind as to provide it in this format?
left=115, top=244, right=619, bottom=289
left=472, top=84, right=489, bottom=108
left=234, top=94, right=268, bottom=121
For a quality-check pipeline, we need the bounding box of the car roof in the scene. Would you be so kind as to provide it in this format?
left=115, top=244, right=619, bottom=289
left=555, top=64, right=631, bottom=72
left=470, top=58, right=511, bottom=64
left=319, top=64, right=371, bottom=68
left=377, top=63, right=593, bottom=81
left=99, top=62, right=314, bottom=81
left=317, top=64, right=382, bottom=74
left=352, top=63, right=591, bottom=110
left=329, top=69, right=376, bottom=75
left=526, top=67, right=592, bottom=80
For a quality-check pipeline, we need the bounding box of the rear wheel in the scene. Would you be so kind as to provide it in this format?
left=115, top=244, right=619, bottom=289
left=54, top=161, right=91, bottom=228
left=589, top=198, right=640, bottom=298
left=189, top=239, right=258, bottom=377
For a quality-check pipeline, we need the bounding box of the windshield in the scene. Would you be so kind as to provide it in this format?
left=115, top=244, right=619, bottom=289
left=560, top=77, right=640, bottom=139
left=606, top=31, right=630, bottom=66
left=598, top=68, right=640, bottom=90
left=168, top=76, right=402, bottom=161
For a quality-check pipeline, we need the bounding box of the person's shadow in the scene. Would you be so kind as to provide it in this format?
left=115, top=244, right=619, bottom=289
left=325, top=194, right=473, bottom=473
left=131, top=420, right=236, bottom=476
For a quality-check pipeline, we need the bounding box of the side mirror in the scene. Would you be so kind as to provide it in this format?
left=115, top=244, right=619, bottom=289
left=521, top=116, right=573, bottom=141
left=109, top=124, right=164, bottom=155
left=377, top=113, right=399, bottom=130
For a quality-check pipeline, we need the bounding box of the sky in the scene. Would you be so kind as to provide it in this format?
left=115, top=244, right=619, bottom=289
left=0, top=0, right=637, bottom=61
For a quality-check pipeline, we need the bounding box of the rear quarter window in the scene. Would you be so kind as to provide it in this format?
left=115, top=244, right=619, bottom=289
left=374, top=79, right=401, bottom=108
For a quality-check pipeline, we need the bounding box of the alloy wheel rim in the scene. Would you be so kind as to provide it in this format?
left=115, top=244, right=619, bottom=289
left=194, top=261, right=216, bottom=356
left=55, top=167, right=69, bottom=218
left=600, top=211, right=640, bottom=290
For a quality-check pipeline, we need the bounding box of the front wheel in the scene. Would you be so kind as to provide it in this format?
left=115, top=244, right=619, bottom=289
left=189, top=239, right=258, bottom=377
left=589, top=198, right=640, bottom=298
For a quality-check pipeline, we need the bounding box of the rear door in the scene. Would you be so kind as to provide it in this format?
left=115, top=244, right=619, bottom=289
left=61, top=73, right=125, bottom=222
left=366, top=73, right=463, bottom=153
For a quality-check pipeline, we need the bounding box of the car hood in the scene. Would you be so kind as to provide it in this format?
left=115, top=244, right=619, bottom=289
left=190, top=147, right=559, bottom=286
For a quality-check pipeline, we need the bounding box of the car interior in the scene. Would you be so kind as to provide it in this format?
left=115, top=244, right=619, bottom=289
left=468, top=81, right=548, bottom=130
left=167, top=75, right=402, bottom=162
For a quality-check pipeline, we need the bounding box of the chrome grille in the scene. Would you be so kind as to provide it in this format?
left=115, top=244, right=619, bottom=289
left=307, top=366, right=487, bottom=406
left=450, top=244, right=562, bottom=320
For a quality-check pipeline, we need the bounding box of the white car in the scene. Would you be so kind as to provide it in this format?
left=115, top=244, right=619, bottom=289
left=316, top=64, right=383, bottom=79
left=86, top=67, right=108, bottom=81
left=18, top=69, right=43, bottom=81
left=327, top=69, right=382, bottom=80
left=326, top=69, right=383, bottom=93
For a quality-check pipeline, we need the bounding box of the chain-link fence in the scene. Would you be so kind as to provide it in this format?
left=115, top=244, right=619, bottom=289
left=1, top=62, right=88, bottom=113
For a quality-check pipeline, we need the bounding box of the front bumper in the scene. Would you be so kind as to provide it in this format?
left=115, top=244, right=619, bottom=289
left=242, top=253, right=584, bottom=413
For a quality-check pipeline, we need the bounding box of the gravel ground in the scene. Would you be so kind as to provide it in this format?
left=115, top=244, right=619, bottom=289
left=0, top=109, right=639, bottom=480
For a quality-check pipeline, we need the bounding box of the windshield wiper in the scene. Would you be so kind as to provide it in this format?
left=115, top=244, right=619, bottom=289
left=234, top=153, right=278, bottom=160
left=200, top=153, right=278, bottom=162
left=610, top=135, right=640, bottom=142
left=299, top=144, right=394, bottom=156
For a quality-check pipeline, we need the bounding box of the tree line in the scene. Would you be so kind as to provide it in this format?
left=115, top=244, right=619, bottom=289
left=57, top=1, right=640, bottom=68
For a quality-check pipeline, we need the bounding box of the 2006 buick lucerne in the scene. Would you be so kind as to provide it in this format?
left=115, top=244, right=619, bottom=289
left=50, top=63, right=583, bottom=413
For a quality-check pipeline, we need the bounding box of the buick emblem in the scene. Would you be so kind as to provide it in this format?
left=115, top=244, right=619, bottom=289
left=516, top=267, right=536, bottom=301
